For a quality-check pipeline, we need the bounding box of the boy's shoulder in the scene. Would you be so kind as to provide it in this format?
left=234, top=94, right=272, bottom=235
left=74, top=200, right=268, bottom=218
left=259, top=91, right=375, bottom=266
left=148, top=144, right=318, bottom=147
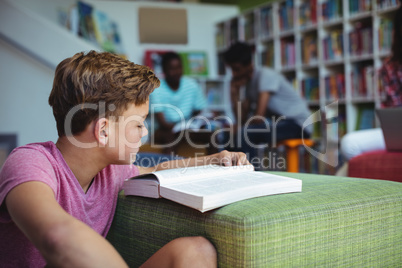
left=0, top=142, right=61, bottom=179
left=6, top=141, right=57, bottom=159
left=180, top=76, right=199, bottom=87
left=8, top=141, right=58, bottom=160
left=258, top=67, right=279, bottom=78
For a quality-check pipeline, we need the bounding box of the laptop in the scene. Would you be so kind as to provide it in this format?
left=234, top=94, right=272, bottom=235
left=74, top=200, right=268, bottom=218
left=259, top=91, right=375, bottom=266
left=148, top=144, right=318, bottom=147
left=376, top=107, right=402, bottom=151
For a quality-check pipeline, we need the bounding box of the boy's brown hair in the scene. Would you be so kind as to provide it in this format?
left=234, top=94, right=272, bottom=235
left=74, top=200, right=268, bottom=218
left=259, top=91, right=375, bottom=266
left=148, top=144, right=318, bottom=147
left=49, top=50, right=160, bottom=137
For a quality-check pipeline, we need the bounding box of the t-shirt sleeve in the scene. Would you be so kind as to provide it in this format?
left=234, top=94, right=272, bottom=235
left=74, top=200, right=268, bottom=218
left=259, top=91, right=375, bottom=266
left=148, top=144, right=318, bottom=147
left=259, top=68, right=281, bottom=93
left=111, top=164, right=140, bottom=191
left=193, top=82, right=207, bottom=111
left=149, top=88, right=164, bottom=113
left=0, top=148, right=58, bottom=222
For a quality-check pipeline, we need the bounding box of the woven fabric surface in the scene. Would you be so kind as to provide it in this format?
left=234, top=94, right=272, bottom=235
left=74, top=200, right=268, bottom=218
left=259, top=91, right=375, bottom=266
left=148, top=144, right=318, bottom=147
left=107, top=172, right=402, bottom=267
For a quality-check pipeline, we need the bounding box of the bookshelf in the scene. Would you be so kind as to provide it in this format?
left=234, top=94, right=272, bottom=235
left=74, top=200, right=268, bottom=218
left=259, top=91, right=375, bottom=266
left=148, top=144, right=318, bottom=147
left=193, top=76, right=232, bottom=117
left=215, top=0, right=400, bottom=173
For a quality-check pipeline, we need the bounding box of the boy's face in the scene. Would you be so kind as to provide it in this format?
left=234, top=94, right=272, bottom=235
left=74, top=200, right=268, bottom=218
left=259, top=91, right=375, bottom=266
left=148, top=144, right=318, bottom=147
left=164, top=58, right=183, bottom=84
left=228, top=62, right=253, bottom=83
left=109, top=101, right=149, bottom=164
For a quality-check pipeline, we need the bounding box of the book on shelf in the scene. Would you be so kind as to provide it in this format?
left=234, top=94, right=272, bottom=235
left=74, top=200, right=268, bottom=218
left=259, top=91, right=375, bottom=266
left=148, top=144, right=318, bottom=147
left=123, top=164, right=302, bottom=212
left=355, top=105, right=375, bottom=130
left=301, top=34, right=318, bottom=65
left=349, top=0, right=372, bottom=14
left=351, top=64, right=374, bottom=98
left=323, top=30, right=343, bottom=61
left=349, top=23, right=373, bottom=57
left=77, top=1, right=97, bottom=45
left=215, top=22, right=225, bottom=49
left=244, top=12, right=255, bottom=41
left=281, top=39, right=296, bottom=67
left=378, top=18, right=393, bottom=52
left=377, top=0, right=400, bottom=10
left=338, top=109, right=347, bottom=137
left=299, top=0, right=317, bottom=28
left=179, top=51, right=209, bottom=76
left=206, top=87, right=223, bottom=106
left=261, top=42, right=274, bottom=67
left=143, top=50, right=169, bottom=78
left=92, top=10, right=124, bottom=54
left=301, top=77, right=319, bottom=101
left=279, top=0, right=295, bottom=31
left=229, top=18, right=239, bottom=44
left=217, top=53, right=226, bottom=75
left=321, top=0, right=343, bottom=22
left=325, top=73, right=345, bottom=101
left=260, top=6, right=273, bottom=38
left=76, top=1, right=125, bottom=55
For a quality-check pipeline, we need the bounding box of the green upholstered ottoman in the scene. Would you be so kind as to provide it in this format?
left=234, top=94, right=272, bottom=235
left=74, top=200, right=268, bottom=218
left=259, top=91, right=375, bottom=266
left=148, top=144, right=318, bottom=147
left=107, top=172, right=402, bottom=267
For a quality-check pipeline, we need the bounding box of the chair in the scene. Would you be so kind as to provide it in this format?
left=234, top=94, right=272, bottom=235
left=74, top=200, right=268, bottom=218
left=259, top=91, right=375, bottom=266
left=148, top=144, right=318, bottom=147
left=278, top=138, right=314, bottom=172
left=348, top=149, right=402, bottom=182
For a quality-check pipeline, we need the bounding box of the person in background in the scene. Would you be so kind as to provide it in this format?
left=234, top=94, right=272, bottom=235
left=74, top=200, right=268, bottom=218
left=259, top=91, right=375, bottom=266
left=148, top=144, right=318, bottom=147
left=0, top=51, right=249, bottom=268
left=339, top=3, right=402, bottom=174
left=222, top=42, right=312, bottom=169
left=149, top=52, right=207, bottom=154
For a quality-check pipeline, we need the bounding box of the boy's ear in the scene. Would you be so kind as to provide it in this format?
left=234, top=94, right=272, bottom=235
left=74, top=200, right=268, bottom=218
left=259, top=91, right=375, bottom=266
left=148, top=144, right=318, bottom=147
left=94, top=118, right=109, bottom=146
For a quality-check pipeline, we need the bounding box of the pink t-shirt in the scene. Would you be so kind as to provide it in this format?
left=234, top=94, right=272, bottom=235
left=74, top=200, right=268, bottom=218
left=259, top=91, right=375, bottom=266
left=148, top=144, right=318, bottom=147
left=0, top=141, right=139, bottom=267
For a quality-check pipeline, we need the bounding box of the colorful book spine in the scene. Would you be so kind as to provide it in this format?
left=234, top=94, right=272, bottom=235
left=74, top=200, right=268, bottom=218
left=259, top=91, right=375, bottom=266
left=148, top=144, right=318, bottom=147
left=261, top=42, right=274, bottom=67
left=355, top=104, right=375, bottom=130
left=323, top=30, right=343, bottom=61
left=349, top=24, right=373, bottom=56
left=350, top=0, right=372, bottom=14
left=325, top=73, right=345, bottom=101
left=260, top=6, right=273, bottom=38
left=301, top=34, right=318, bottom=65
left=377, top=0, right=399, bottom=10
left=351, top=65, right=374, bottom=98
left=281, top=39, right=296, bottom=67
left=378, top=18, right=393, bottom=52
left=299, top=0, right=317, bottom=28
left=279, top=0, right=294, bottom=31
left=321, top=0, right=343, bottom=21
left=301, top=77, right=320, bottom=101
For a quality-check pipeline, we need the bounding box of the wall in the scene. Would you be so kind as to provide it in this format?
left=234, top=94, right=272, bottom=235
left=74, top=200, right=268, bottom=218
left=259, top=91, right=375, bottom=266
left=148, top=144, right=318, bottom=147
left=10, top=0, right=239, bottom=76
left=84, top=0, right=239, bottom=76
left=0, top=0, right=238, bottom=146
left=200, top=0, right=275, bottom=11
left=0, top=38, right=57, bottom=145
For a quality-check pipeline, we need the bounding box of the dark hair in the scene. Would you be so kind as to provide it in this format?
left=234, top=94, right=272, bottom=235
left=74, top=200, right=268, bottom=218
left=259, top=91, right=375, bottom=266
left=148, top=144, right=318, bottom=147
left=161, top=51, right=182, bottom=71
left=223, top=42, right=253, bottom=65
left=391, top=4, right=402, bottom=63
left=48, top=50, right=160, bottom=137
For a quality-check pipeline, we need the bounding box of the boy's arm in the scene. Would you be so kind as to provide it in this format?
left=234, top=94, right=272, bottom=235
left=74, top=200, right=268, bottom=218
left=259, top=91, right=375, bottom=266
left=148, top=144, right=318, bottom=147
left=155, top=112, right=175, bottom=131
left=249, top=91, right=270, bottom=124
left=6, top=181, right=128, bottom=268
left=137, top=150, right=250, bottom=174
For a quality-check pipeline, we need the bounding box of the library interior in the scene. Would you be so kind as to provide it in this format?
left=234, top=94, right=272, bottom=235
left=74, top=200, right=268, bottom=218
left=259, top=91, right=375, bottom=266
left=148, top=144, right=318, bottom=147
left=1, top=1, right=402, bottom=267
left=1, top=0, right=402, bottom=177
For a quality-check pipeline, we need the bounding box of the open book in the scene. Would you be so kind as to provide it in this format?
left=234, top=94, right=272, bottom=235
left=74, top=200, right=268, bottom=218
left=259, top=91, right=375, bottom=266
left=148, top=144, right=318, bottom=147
left=123, top=165, right=302, bottom=212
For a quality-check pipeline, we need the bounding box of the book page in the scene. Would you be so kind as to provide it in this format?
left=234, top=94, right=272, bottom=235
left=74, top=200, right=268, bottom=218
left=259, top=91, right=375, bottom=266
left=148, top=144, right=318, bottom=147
left=154, top=164, right=254, bottom=186
left=161, top=172, right=298, bottom=197
left=159, top=172, right=302, bottom=212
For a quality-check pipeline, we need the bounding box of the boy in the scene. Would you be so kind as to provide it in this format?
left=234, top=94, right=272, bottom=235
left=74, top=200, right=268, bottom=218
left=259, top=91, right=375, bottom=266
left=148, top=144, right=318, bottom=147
left=222, top=42, right=311, bottom=168
left=0, top=51, right=248, bottom=267
left=150, top=51, right=207, bottom=154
